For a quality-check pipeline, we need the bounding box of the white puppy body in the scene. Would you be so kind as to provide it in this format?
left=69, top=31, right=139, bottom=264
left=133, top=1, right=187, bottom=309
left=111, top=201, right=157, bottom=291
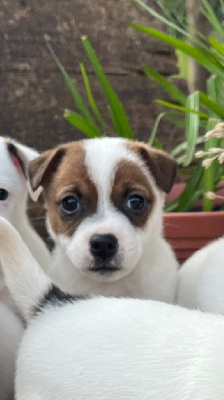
left=0, top=138, right=51, bottom=400
left=0, top=217, right=224, bottom=400
left=0, top=303, right=23, bottom=400
left=18, top=298, right=224, bottom=400
left=29, top=138, right=178, bottom=302
left=177, top=237, right=224, bottom=314
left=0, top=137, right=51, bottom=312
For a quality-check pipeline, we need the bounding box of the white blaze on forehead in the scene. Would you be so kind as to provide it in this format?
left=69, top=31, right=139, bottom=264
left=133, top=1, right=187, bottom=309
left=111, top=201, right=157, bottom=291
left=84, top=138, right=143, bottom=210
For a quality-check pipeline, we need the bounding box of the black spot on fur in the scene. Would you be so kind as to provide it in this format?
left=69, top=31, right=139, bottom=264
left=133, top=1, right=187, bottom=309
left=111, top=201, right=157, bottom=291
left=35, top=285, right=85, bottom=314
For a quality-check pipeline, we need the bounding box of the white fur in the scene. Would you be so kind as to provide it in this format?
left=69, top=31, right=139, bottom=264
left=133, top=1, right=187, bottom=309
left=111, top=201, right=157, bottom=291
left=0, top=218, right=51, bottom=320
left=0, top=137, right=52, bottom=312
left=0, top=137, right=52, bottom=400
left=177, top=237, right=224, bottom=314
left=17, top=299, right=224, bottom=400
left=49, top=138, right=178, bottom=302
left=0, top=217, right=224, bottom=400
left=0, top=303, right=23, bottom=400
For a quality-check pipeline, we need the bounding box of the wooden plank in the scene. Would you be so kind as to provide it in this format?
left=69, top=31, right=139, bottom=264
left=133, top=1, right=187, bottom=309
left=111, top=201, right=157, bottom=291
left=0, top=0, right=177, bottom=74
left=0, top=0, right=182, bottom=152
left=0, top=71, right=183, bottom=150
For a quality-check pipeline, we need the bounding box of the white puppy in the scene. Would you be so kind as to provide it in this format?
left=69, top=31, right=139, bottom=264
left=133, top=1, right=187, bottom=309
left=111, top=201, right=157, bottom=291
left=0, top=137, right=52, bottom=400
left=0, top=137, right=51, bottom=312
left=177, top=237, right=224, bottom=314
left=28, top=138, right=178, bottom=302
left=1, top=217, right=224, bottom=400
left=0, top=302, right=23, bottom=400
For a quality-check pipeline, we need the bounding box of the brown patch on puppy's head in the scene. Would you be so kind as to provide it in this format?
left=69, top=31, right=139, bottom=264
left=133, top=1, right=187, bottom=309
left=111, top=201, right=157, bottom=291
left=126, top=141, right=177, bottom=194
left=28, top=142, right=98, bottom=237
left=111, top=159, right=155, bottom=228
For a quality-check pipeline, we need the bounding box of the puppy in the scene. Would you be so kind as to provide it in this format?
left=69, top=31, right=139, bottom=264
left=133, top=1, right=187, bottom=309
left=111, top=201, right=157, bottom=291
left=177, top=237, right=224, bottom=314
left=28, top=138, right=178, bottom=302
left=0, top=302, right=23, bottom=400
left=0, top=137, right=51, bottom=400
left=0, top=217, right=224, bottom=400
left=0, top=137, right=51, bottom=312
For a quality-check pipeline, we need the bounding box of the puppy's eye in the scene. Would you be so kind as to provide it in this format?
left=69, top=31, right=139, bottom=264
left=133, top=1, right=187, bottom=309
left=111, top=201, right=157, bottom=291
left=0, top=189, right=9, bottom=201
left=126, top=194, right=145, bottom=212
left=60, top=195, right=80, bottom=214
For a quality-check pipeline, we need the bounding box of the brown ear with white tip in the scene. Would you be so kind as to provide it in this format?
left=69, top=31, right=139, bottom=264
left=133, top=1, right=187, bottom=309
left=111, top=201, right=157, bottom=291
left=28, top=147, right=66, bottom=195
left=129, top=142, right=177, bottom=194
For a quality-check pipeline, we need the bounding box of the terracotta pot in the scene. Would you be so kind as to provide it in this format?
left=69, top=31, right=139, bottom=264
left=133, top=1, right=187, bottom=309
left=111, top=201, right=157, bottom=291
left=164, top=184, right=224, bottom=264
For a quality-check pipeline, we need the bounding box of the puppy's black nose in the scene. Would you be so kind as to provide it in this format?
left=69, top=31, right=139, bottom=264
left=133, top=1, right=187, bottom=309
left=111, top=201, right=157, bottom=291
left=90, top=234, right=118, bottom=259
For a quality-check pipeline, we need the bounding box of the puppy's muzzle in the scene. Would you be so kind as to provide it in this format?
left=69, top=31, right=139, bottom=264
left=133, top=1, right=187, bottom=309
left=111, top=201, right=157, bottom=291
left=89, top=234, right=120, bottom=273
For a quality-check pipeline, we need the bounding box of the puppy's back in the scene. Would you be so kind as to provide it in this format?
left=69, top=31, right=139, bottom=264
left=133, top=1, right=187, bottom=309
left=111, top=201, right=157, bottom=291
left=17, top=296, right=224, bottom=400
left=0, top=302, right=23, bottom=400
left=177, top=237, right=224, bottom=314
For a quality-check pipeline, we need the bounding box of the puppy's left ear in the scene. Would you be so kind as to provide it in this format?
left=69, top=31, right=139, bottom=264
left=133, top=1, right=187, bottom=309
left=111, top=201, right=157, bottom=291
left=131, top=142, right=177, bottom=194
left=5, top=139, right=39, bottom=179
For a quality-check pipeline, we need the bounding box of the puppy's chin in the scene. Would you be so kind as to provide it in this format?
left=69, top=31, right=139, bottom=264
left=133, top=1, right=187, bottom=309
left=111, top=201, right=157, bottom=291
left=67, top=253, right=136, bottom=283
left=85, top=266, right=134, bottom=283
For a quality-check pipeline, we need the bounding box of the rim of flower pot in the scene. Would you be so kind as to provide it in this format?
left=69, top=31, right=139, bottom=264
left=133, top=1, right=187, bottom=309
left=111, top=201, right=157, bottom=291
left=164, top=209, right=224, bottom=238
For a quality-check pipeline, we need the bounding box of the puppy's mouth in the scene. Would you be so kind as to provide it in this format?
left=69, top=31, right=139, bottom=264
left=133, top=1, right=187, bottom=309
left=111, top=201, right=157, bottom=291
left=89, top=261, right=121, bottom=275
left=89, top=266, right=121, bottom=275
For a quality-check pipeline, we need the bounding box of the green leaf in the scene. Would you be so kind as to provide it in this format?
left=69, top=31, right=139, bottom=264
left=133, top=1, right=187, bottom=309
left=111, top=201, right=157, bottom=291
left=219, top=0, right=224, bottom=15
left=210, top=76, right=223, bottom=106
left=46, top=40, right=98, bottom=128
left=171, top=137, right=204, bottom=157
left=184, top=92, right=200, bottom=166
left=178, top=189, right=203, bottom=212
left=128, top=0, right=190, bottom=40
left=164, top=187, right=203, bottom=212
left=148, top=112, right=166, bottom=146
left=82, top=36, right=134, bottom=139
left=80, top=63, right=106, bottom=132
left=173, top=164, right=204, bottom=212
left=156, top=100, right=208, bottom=119
left=148, top=111, right=185, bottom=145
left=143, top=65, right=186, bottom=105
left=130, top=23, right=223, bottom=78
left=207, top=75, right=223, bottom=112
left=209, top=37, right=224, bottom=56
left=64, top=109, right=102, bottom=138
left=174, top=50, right=189, bottom=80
left=201, top=0, right=223, bottom=36
left=203, top=118, right=221, bottom=211
left=158, top=0, right=186, bottom=30
left=199, top=91, right=224, bottom=118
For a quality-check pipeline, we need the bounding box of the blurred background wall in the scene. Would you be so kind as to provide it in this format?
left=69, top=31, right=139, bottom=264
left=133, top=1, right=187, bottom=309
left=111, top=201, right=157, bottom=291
left=0, top=0, right=184, bottom=152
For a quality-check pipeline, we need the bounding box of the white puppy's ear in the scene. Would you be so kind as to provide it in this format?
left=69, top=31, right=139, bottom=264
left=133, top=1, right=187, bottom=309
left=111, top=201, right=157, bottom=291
left=28, top=147, right=66, bottom=193
left=5, top=138, right=39, bottom=179
left=129, top=142, right=178, bottom=194
left=0, top=217, right=52, bottom=321
left=5, top=139, right=41, bottom=201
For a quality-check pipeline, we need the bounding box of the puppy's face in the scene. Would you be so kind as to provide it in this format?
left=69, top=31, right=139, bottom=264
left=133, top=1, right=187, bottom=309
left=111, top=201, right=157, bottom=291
left=0, top=138, right=38, bottom=221
left=29, top=138, right=177, bottom=282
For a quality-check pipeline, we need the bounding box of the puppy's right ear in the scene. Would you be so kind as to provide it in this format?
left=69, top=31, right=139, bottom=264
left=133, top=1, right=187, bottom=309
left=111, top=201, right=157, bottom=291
left=28, top=147, right=66, bottom=194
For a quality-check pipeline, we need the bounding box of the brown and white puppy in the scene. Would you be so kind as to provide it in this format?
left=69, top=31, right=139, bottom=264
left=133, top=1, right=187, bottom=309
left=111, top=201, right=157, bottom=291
left=28, top=138, right=179, bottom=302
